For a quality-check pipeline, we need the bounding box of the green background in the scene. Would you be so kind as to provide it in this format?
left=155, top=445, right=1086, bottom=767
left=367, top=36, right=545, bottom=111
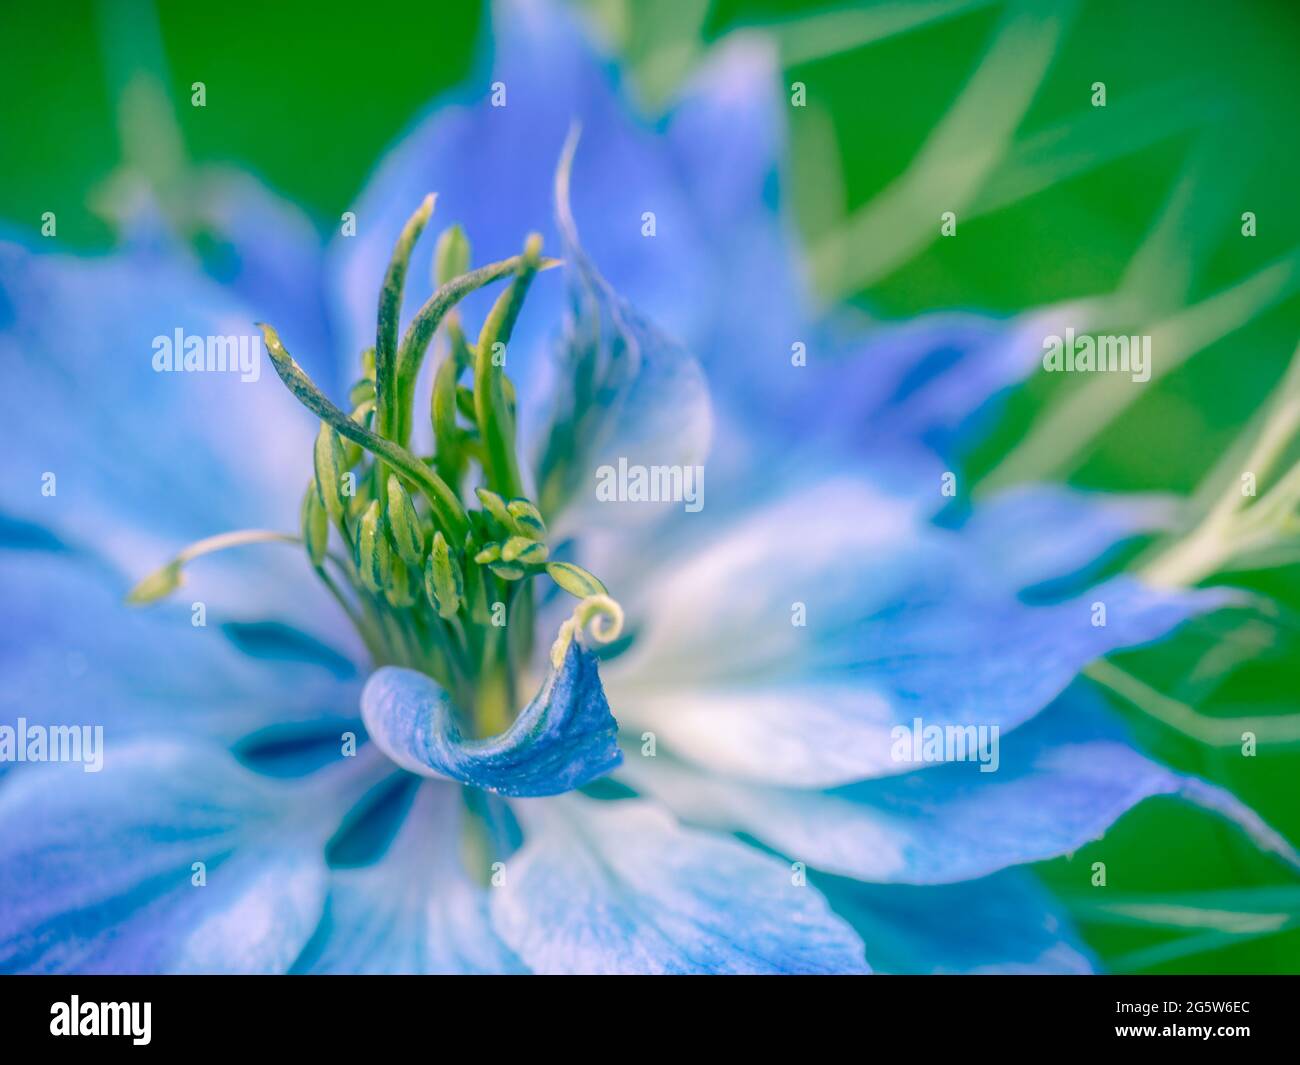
left=2, top=0, right=1297, bottom=972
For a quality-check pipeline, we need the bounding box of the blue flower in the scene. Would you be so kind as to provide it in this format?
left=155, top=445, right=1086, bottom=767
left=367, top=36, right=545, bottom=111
left=1, top=0, right=1295, bottom=975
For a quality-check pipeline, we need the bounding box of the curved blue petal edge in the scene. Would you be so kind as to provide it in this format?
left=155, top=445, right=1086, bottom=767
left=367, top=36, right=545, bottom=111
left=361, top=641, right=621, bottom=797
left=534, top=129, right=713, bottom=522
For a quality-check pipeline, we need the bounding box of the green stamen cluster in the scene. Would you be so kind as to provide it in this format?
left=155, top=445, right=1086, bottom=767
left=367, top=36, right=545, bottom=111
left=129, top=198, right=613, bottom=738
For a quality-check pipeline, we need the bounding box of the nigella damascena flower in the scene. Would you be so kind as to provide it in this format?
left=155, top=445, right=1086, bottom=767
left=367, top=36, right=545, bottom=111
left=1, top=0, right=1296, bottom=974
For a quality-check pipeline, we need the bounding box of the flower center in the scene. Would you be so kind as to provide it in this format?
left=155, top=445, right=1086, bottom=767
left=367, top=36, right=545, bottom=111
left=129, top=199, right=618, bottom=739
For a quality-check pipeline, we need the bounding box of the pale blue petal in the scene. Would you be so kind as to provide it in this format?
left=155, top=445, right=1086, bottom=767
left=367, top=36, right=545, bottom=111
left=0, top=239, right=325, bottom=600
left=328, top=0, right=786, bottom=466
left=959, top=484, right=1178, bottom=593
left=188, top=170, right=338, bottom=390
left=837, top=306, right=1077, bottom=458
left=490, top=795, right=868, bottom=974
left=734, top=305, right=1081, bottom=482
left=650, top=35, right=809, bottom=419
left=661, top=32, right=791, bottom=285
left=855, top=311, right=1055, bottom=454
left=328, top=0, right=698, bottom=417
left=0, top=741, right=365, bottom=973
left=296, top=784, right=524, bottom=974
left=820, top=870, right=1096, bottom=974
left=536, top=131, right=712, bottom=521
left=102, top=171, right=331, bottom=381
left=621, top=691, right=1300, bottom=885
left=605, top=478, right=1229, bottom=787
left=731, top=315, right=983, bottom=464
left=0, top=546, right=361, bottom=752
left=361, top=640, right=620, bottom=797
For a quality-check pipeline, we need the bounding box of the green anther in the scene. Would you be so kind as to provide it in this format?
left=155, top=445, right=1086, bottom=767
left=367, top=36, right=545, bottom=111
left=455, top=385, right=477, bottom=421
left=488, top=559, right=527, bottom=581
left=469, top=508, right=494, bottom=541
left=451, top=323, right=474, bottom=370
left=459, top=381, right=515, bottom=417
left=301, top=481, right=329, bottom=567
left=260, top=323, right=469, bottom=542
left=361, top=347, right=376, bottom=379
left=357, top=499, right=390, bottom=595
left=347, top=400, right=375, bottom=467
left=385, top=473, right=425, bottom=566
left=473, top=234, right=543, bottom=497
left=546, top=560, right=608, bottom=599
left=126, top=561, right=182, bottom=604
left=313, top=423, right=348, bottom=524
left=349, top=378, right=376, bottom=407
left=431, top=358, right=459, bottom=459
left=385, top=554, right=417, bottom=608
left=425, top=530, right=464, bottom=620
left=376, top=194, right=436, bottom=441
left=506, top=498, right=546, bottom=538
left=434, top=224, right=471, bottom=286
left=127, top=530, right=300, bottom=606
left=475, top=487, right=515, bottom=532
left=431, top=328, right=472, bottom=489
left=501, top=536, right=548, bottom=565
left=474, top=542, right=502, bottom=565
left=350, top=397, right=375, bottom=425
left=463, top=531, right=491, bottom=625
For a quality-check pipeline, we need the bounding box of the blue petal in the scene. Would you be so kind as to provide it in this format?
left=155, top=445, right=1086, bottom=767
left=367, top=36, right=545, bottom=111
left=99, top=165, right=335, bottom=386
left=736, top=307, right=1083, bottom=482
left=329, top=0, right=695, bottom=412
left=295, top=784, right=524, bottom=973
left=648, top=34, right=809, bottom=420
left=0, top=741, right=364, bottom=973
left=820, top=870, right=1096, bottom=974
left=327, top=0, right=783, bottom=457
left=852, top=311, right=1058, bottom=455
left=621, top=689, right=1300, bottom=885
left=0, top=239, right=323, bottom=586
left=536, top=130, right=712, bottom=521
left=832, top=307, right=1079, bottom=459
left=604, top=477, right=1228, bottom=787
left=958, top=484, right=1178, bottom=594
left=187, top=171, right=339, bottom=390
left=490, top=795, right=868, bottom=973
left=661, top=33, right=792, bottom=285
left=361, top=640, right=621, bottom=797
left=0, top=545, right=361, bottom=752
